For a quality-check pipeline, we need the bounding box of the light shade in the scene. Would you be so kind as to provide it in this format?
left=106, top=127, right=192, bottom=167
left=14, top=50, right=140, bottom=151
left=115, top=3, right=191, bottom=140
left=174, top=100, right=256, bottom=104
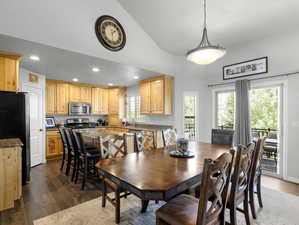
left=186, top=46, right=226, bottom=65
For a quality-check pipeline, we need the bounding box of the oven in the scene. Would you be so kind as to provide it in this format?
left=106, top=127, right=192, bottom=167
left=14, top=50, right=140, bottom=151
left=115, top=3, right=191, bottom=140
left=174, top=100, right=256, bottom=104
left=69, top=102, right=91, bottom=116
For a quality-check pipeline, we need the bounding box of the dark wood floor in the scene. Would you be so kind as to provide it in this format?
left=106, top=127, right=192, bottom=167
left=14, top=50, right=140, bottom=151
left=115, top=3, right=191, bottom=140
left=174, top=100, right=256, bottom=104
left=0, top=160, right=101, bottom=225
left=1, top=159, right=299, bottom=225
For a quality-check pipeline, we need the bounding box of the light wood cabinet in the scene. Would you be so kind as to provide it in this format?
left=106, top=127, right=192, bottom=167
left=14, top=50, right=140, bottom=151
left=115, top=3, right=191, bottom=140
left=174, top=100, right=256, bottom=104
left=0, top=52, right=22, bottom=92
left=46, top=80, right=57, bottom=115
left=92, top=87, right=108, bottom=115
left=80, top=86, right=92, bottom=103
left=108, top=88, right=120, bottom=114
left=46, top=130, right=63, bottom=159
left=69, top=84, right=81, bottom=102
left=108, top=114, right=122, bottom=126
left=56, top=82, right=69, bottom=114
left=139, top=75, right=173, bottom=115
left=0, top=141, right=22, bottom=211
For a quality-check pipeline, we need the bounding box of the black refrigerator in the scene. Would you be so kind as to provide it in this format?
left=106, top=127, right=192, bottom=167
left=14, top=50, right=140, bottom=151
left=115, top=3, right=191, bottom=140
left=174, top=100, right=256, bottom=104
left=0, top=91, right=30, bottom=184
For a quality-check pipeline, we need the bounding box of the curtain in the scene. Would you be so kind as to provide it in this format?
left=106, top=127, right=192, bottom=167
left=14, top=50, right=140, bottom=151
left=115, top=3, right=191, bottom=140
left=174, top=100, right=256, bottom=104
left=234, top=79, right=251, bottom=145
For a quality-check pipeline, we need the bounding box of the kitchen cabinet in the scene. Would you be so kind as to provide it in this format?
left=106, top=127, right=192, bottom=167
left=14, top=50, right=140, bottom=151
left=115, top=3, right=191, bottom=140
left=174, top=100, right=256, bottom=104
left=69, top=84, right=81, bottom=102
left=92, top=87, right=108, bottom=115
left=140, top=81, right=151, bottom=114
left=46, top=80, right=57, bottom=115
left=46, top=130, right=63, bottom=159
left=108, top=88, right=120, bottom=114
left=0, top=51, right=22, bottom=92
left=56, top=82, right=69, bottom=114
left=139, top=75, right=173, bottom=115
left=80, top=86, right=92, bottom=103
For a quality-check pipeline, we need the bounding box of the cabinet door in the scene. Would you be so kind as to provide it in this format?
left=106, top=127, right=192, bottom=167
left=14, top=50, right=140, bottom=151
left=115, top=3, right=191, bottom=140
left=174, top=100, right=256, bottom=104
left=69, top=84, right=81, bottom=102
left=0, top=56, right=19, bottom=92
left=56, top=82, right=69, bottom=114
left=80, top=86, right=91, bottom=103
left=46, top=131, right=63, bottom=158
left=140, top=81, right=151, bottom=114
left=108, top=88, right=119, bottom=114
left=91, top=88, right=100, bottom=114
left=46, top=80, right=56, bottom=115
left=101, top=88, right=109, bottom=114
left=150, top=79, right=164, bottom=114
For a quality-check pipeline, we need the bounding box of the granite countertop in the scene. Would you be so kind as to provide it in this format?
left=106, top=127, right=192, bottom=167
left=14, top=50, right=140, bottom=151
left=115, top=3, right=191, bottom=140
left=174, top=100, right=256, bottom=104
left=98, top=124, right=173, bottom=132
left=0, top=138, right=23, bottom=148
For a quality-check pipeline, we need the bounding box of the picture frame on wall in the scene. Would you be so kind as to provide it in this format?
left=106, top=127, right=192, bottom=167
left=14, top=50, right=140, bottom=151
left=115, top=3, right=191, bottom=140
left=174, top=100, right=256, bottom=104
left=223, top=57, right=268, bottom=80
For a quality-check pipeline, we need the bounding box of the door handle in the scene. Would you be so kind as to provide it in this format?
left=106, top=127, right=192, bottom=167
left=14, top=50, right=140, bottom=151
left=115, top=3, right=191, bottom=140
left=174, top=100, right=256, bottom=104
left=39, top=129, right=43, bottom=132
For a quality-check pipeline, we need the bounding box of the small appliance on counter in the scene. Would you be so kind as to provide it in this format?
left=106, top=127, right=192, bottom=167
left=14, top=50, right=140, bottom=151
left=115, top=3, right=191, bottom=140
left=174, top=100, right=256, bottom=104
left=98, top=118, right=108, bottom=126
left=64, top=118, right=97, bottom=129
left=69, top=102, right=91, bottom=116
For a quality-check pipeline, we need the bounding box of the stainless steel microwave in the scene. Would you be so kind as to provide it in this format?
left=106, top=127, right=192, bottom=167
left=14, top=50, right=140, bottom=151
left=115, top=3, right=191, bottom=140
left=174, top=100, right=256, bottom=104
left=69, top=102, right=91, bottom=116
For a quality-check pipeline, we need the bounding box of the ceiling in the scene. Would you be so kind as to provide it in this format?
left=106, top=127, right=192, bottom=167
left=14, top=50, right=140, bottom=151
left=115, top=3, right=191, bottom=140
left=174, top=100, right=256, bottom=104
left=118, top=0, right=299, bottom=55
left=0, top=34, right=158, bottom=86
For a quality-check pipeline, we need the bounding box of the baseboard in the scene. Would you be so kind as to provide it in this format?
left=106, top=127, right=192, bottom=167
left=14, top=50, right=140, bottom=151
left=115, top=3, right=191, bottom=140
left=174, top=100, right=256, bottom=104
left=285, top=176, right=299, bottom=184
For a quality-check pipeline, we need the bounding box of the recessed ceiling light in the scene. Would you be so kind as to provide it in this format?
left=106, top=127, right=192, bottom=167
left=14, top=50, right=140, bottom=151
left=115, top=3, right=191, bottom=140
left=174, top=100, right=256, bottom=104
left=108, top=83, right=113, bottom=86
left=72, top=78, right=79, bottom=82
left=30, top=55, right=40, bottom=61
left=133, top=76, right=139, bottom=79
left=92, top=67, right=100, bottom=72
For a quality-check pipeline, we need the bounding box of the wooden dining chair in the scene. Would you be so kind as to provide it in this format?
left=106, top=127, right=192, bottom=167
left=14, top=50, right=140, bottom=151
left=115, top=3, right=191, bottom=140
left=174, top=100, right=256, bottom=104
left=58, top=127, right=68, bottom=172
left=156, top=151, right=234, bottom=225
left=135, top=131, right=155, bottom=152
left=162, top=128, right=177, bottom=147
left=73, top=131, right=101, bottom=190
left=249, top=137, right=266, bottom=219
left=99, top=133, right=129, bottom=224
left=226, top=143, right=255, bottom=225
left=64, top=128, right=78, bottom=180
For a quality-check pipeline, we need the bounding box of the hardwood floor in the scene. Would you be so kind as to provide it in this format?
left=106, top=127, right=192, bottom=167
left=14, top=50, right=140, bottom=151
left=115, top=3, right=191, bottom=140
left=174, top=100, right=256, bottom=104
left=0, top=160, right=299, bottom=225
left=0, top=160, right=101, bottom=225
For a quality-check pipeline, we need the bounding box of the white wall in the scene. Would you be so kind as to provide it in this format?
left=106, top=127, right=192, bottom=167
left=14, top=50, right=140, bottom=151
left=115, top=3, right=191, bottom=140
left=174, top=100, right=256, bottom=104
left=199, top=30, right=299, bottom=183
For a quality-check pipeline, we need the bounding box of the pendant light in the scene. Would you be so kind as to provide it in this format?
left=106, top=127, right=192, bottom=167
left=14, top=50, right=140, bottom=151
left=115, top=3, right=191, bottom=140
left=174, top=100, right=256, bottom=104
left=186, top=0, right=226, bottom=65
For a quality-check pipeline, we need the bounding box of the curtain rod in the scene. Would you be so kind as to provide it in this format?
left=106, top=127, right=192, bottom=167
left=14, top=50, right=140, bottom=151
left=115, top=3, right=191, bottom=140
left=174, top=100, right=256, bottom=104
left=207, top=71, right=299, bottom=88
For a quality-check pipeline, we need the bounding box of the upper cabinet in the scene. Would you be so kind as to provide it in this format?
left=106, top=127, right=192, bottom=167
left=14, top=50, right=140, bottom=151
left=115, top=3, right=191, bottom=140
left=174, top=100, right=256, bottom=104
left=140, top=75, right=173, bottom=115
left=92, top=87, right=108, bottom=115
left=46, top=80, right=57, bottom=115
left=0, top=51, right=22, bottom=92
left=108, top=88, right=120, bottom=114
left=69, top=84, right=91, bottom=103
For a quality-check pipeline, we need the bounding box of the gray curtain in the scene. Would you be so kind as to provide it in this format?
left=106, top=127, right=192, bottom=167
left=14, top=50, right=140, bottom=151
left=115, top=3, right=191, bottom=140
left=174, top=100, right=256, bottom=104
left=234, top=79, right=251, bottom=145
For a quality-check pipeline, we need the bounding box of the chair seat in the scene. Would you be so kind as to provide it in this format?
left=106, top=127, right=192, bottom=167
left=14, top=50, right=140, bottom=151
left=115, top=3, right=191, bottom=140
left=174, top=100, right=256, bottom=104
left=85, top=148, right=101, bottom=157
left=156, top=194, right=198, bottom=225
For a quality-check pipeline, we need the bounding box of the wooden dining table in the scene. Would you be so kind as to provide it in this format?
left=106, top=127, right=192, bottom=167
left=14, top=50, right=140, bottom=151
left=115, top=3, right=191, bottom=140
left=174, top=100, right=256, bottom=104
left=95, top=141, right=230, bottom=213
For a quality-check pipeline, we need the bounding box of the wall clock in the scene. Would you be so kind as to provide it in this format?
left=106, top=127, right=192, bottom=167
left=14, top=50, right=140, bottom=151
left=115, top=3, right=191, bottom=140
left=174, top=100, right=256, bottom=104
left=95, top=15, right=126, bottom=51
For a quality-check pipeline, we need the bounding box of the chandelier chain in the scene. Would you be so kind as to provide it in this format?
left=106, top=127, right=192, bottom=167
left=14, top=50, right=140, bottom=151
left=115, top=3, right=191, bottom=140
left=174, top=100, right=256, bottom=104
left=204, top=0, right=207, bottom=28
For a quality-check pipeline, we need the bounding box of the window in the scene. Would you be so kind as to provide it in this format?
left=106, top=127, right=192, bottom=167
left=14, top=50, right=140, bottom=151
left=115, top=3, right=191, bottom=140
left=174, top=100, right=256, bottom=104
left=216, top=91, right=235, bottom=129
left=126, top=96, right=142, bottom=121
left=183, top=94, right=197, bottom=141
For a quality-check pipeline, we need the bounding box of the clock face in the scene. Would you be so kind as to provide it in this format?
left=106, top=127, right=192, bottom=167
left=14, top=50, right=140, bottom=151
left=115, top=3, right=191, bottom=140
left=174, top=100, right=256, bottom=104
left=95, top=16, right=126, bottom=51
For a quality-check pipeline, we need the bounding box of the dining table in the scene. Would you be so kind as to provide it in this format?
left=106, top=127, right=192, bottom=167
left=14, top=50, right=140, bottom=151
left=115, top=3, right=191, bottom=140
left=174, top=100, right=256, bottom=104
left=95, top=141, right=230, bottom=213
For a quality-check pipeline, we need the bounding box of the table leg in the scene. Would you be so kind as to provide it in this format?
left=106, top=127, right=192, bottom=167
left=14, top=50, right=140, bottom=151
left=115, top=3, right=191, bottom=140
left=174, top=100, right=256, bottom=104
left=141, top=200, right=149, bottom=213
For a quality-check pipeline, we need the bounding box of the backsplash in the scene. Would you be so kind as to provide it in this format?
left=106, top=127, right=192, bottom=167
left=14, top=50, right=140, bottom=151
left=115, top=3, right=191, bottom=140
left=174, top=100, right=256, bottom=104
left=53, top=115, right=107, bottom=125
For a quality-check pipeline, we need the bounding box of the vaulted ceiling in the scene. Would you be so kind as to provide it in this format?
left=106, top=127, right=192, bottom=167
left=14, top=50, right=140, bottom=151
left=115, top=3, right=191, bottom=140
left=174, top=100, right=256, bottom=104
left=118, top=0, right=299, bottom=55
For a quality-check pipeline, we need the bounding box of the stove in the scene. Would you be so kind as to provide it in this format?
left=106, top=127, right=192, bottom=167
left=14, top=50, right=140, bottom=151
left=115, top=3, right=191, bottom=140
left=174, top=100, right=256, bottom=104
left=64, top=118, right=97, bottom=129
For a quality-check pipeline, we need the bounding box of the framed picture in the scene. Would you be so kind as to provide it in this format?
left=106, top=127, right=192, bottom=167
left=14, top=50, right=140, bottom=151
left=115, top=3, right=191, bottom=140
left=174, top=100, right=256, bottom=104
left=45, top=116, right=56, bottom=128
left=223, top=57, right=268, bottom=80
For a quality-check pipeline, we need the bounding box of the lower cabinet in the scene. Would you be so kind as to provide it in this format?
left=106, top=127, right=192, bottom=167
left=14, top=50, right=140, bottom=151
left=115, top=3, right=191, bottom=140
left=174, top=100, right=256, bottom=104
left=46, top=130, right=63, bottom=159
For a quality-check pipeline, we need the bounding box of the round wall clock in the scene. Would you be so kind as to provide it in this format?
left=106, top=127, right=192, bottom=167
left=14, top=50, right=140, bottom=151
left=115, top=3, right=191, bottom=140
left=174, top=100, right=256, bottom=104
left=95, top=15, right=126, bottom=51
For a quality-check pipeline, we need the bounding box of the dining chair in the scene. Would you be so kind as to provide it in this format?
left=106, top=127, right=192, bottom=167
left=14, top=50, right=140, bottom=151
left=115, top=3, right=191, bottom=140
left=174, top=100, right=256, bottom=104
left=162, top=128, right=177, bottom=147
left=249, top=137, right=266, bottom=219
left=99, top=133, right=129, bottom=224
left=58, top=127, right=68, bottom=172
left=156, top=151, right=234, bottom=225
left=211, top=128, right=234, bottom=146
left=73, top=131, right=101, bottom=190
left=135, top=131, right=155, bottom=152
left=226, top=143, right=255, bottom=225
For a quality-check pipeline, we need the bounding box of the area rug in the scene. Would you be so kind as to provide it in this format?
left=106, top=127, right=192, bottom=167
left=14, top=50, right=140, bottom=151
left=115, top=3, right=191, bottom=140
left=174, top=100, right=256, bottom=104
left=34, top=187, right=299, bottom=225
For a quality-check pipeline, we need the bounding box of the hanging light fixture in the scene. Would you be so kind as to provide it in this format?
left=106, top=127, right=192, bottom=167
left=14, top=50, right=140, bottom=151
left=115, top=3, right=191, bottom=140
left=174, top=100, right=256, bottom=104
left=186, top=0, right=226, bottom=65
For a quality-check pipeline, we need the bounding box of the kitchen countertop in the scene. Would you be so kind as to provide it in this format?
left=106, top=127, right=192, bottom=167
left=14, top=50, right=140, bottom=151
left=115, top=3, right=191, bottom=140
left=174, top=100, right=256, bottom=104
left=0, top=138, right=23, bottom=148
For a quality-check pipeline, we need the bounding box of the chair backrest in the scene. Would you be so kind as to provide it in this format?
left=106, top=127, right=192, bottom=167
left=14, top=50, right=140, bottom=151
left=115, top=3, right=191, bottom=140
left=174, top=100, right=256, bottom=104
left=162, top=128, right=177, bottom=147
left=211, top=129, right=234, bottom=146
left=72, top=131, right=87, bottom=154
left=58, top=127, right=68, bottom=151
left=135, top=131, right=155, bottom=152
left=196, top=151, right=235, bottom=225
left=250, top=137, right=267, bottom=184
left=64, top=128, right=76, bottom=153
left=99, top=133, right=127, bottom=159
left=230, top=143, right=255, bottom=202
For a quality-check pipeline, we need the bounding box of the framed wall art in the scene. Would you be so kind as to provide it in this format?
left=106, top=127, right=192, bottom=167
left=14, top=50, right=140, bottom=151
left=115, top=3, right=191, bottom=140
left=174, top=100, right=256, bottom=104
left=223, top=57, right=268, bottom=80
